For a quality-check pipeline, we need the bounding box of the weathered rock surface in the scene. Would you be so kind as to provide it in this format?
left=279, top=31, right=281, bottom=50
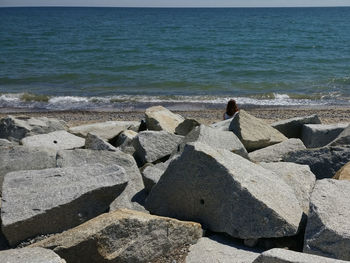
left=145, top=106, right=184, bottom=133
left=30, top=209, right=202, bottom=263
left=249, top=139, right=306, bottom=163
left=56, top=149, right=145, bottom=212
left=304, top=179, right=350, bottom=261
left=177, top=124, right=249, bottom=159
left=85, top=132, right=116, bottom=151
left=146, top=142, right=302, bottom=239
left=0, top=247, right=66, bottom=263
left=254, top=248, right=349, bottom=263
left=210, top=118, right=232, bottom=131
left=175, top=118, right=200, bottom=136
left=0, top=139, right=13, bottom=146
left=133, top=131, right=183, bottom=165
left=69, top=121, right=139, bottom=140
left=0, top=115, right=67, bottom=142
left=301, top=123, right=348, bottom=148
left=141, top=161, right=170, bottom=193
left=272, top=114, right=321, bottom=138
left=20, top=130, right=85, bottom=150
left=186, top=235, right=260, bottom=263
left=283, top=145, right=350, bottom=179
left=1, top=164, right=127, bottom=246
left=113, top=130, right=138, bottom=155
left=328, top=124, right=350, bottom=146
left=230, top=110, right=287, bottom=152
left=333, top=162, right=350, bottom=181
left=259, top=162, right=316, bottom=215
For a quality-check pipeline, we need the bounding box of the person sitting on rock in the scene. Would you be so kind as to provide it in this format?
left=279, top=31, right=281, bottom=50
left=223, top=99, right=239, bottom=120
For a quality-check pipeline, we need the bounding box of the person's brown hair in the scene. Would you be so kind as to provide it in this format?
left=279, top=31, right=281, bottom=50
left=226, top=99, right=239, bottom=116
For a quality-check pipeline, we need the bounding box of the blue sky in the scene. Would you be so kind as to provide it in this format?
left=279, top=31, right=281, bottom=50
left=1, top=0, right=350, bottom=7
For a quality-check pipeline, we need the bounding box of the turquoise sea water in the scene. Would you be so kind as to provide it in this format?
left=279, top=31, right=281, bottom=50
left=0, top=7, right=350, bottom=110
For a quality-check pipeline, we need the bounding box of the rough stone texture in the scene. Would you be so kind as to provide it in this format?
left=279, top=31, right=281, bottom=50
left=301, top=123, right=348, bottom=148
left=20, top=130, right=85, bottom=150
left=145, top=106, right=185, bottom=133
left=30, top=209, right=202, bottom=263
left=210, top=118, right=232, bottom=131
left=0, top=146, right=57, bottom=195
left=69, top=120, right=139, bottom=140
left=56, top=149, right=146, bottom=212
left=186, top=235, right=260, bottom=263
left=175, top=118, right=200, bottom=136
left=304, top=179, right=350, bottom=261
left=0, top=247, right=66, bottom=263
left=283, top=145, right=350, bottom=179
left=1, top=164, right=127, bottom=246
left=249, top=139, right=306, bottom=163
left=0, top=115, right=67, bottom=142
left=177, top=124, right=249, bottom=159
left=133, top=131, right=183, bottom=165
left=0, top=139, right=13, bottom=146
left=272, top=114, right=322, bottom=139
left=230, top=110, right=287, bottom=152
left=146, top=142, right=302, bottom=239
left=141, top=161, right=170, bottom=193
left=333, top=162, right=350, bottom=181
left=254, top=248, right=349, bottom=263
left=328, top=124, right=350, bottom=146
left=259, top=162, right=316, bottom=215
left=85, top=132, right=116, bottom=151
left=114, top=130, right=138, bottom=155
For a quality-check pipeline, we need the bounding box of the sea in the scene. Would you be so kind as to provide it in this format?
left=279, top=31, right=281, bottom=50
left=1, top=7, right=350, bottom=111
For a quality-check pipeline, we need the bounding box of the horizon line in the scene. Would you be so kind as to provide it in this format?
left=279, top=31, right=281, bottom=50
left=1, top=5, right=350, bottom=8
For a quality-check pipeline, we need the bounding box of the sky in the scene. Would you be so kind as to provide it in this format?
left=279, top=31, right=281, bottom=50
left=1, top=0, right=350, bottom=7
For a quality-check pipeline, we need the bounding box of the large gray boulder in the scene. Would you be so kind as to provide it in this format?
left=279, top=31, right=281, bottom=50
left=328, top=125, right=350, bottom=146
left=304, top=179, right=350, bottom=261
left=30, top=209, right=202, bottom=263
left=301, top=123, right=348, bottom=148
left=69, top=120, right=139, bottom=140
left=283, top=145, right=350, bottom=179
left=85, top=132, right=116, bottom=151
left=272, top=114, right=321, bottom=138
left=56, top=149, right=145, bottom=212
left=210, top=118, right=232, bottom=131
left=1, top=164, right=127, bottom=246
left=0, top=115, right=67, bottom=142
left=249, top=139, right=306, bottom=163
left=230, top=110, right=287, bottom=152
left=133, top=130, right=183, bottom=165
left=177, top=124, right=249, bottom=159
left=141, top=161, right=170, bottom=193
left=20, top=130, right=85, bottom=150
left=259, top=162, right=316, bottom=215
left=175, top=118, right=200, bottom=136
left=146, top=142, right=303, bottom=239
left=186, top=235, right=260, bottom=263
left=0, top=247, right=66, bottom=263
left=145, top=106, right=184, bottom=133
left=254, top=248, right=349, bottom=263
left=114, top=129, right=138, bottom=155
left=0, top=139, right=13, bottom=147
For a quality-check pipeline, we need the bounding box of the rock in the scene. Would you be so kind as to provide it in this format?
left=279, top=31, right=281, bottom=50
left=85, top=132, right=116, bottom=151
left=304, top=179, right=350, bottom=261
left=210, top=118, right=232, bottom=131
left=0, top=139, right=13, bottom=146
left=30, top=209, right=202, bottom=263
left=69, top=121, right=139, bottom=140
left=301, top=123, right=348, bottom=148
left=146, top=142, right=302, bottom=239
left=0, top=115, right=67, bottom=142
left=142, top=161, right=170, bottom=193
left=259, top=162, right=316, bottom=215
left=230, top=110, right=287, bottom=152
left=175, top=119, right=200, bottom=136
left=0, top=247, right=66, bottom=263
left=56, top=149, right=145, bottom=212
left=0, top=147, right=57, bottom=195
left=283, top=145, right=350, bottom=179
left=114, top=130, right=138, bottom=155
left=177, top=124, right=249, bottom=159
left=1, top=164, right=127, bottom=246
left=20, top=130, right=85, bottom=150
left=254, top=248, right=348, bottom=263
left=186, top=235, right=260, bottom=263
left=145, top=106, right=184, bottom=133
left=133, top=131, right=183, bottom=165
left=272, top=114, right=322, bottom=138
left=328, top=124, right=350, bottom=146
left=333, top=162, right=350, bottom=181
left=249, top=139, right=306, bottom=163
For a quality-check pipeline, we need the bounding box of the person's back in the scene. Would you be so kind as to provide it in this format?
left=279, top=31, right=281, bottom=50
left=223, top=99, right=239, bottom=120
